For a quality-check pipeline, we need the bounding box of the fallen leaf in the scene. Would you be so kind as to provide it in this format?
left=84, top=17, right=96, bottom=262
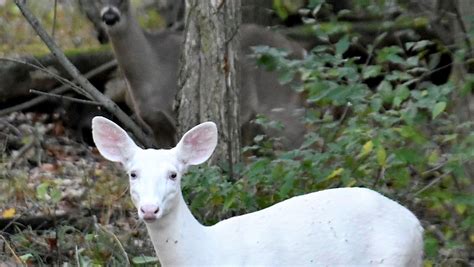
left=2, top=208, right=16, bottom=219
left=52, top=121, right=65, bottom=136
left=326, top=168, right=344, bottom=180
left=40, top=163, right=57, bottom=172
left=359, top=140, right=374, bottom=157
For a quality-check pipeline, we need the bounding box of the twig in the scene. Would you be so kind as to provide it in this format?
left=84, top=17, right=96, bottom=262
left=14, top=0, right=156, bottom=148
left=372, top=166, right=385, bottom=188
left=96, top=223, right=130, bottom=266
left=32, top=127, right=43, bottom=166
left=7, top=136, right=35, bottom=168
left=413, top=172, right=450, bottom=196
left=75, top=246, right=83, bottom=266
left=29, top=89, right=102, bottom=106
left=0, top=120, right=22, bottom=137
left=0, top=57, right=90, bottom=98
left=421, top=161, right=448, bottom=176
left=0, top=60, right=117, bottom=117
left=1, top=211, right=26, bottom=233
left=0, top=234, right=23, bottom=265
left=52, top=0, right=58, bottom=38
left=337, top=102, right=352, bottom=125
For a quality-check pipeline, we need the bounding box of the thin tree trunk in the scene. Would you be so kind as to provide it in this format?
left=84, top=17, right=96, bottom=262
left=176, top=0, right=241, bottom=173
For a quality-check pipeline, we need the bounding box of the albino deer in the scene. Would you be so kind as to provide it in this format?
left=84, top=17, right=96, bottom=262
left=92, top=116, right=424, bottom=266
left=98, top=0, right=305, bottom=148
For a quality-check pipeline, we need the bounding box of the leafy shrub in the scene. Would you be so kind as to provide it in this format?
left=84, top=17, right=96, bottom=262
left=183, top=12, right=474, bottom=266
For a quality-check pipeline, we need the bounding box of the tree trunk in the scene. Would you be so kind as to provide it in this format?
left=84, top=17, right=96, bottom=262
left=176, top=0, right=241, bottom=172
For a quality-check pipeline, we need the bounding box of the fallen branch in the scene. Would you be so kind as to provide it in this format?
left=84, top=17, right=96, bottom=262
left=14, top=0, right=156, bottom=147
left=0, top=212, right=86, bottom=234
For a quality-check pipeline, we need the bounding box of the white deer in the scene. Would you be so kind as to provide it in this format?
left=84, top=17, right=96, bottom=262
left=91, top=116, right=424, bottom=266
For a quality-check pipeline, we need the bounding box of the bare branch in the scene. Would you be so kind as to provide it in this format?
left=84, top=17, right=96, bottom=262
left=52, top=0, right=58, bottom=38
left=0, top=60, right=117, bottom=117
left=13, top=0, right=156, bottom=147
left=452, top=2, right=473, bottom=58
left=0, top=57, right=88, bottom=96
left=29, top=89, right=102, bottom=106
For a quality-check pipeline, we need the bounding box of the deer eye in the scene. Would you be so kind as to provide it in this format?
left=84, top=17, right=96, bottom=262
left=130, top=171, right=138, bottom=180
left=169, top=172, right=177, bottom=181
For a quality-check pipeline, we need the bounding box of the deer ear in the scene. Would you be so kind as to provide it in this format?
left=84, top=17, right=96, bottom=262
left=91, top=116, right=139, bottom=164
left=175, top=122, right=218, bottom=165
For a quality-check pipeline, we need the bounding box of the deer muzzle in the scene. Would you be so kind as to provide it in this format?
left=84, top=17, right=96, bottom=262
left=100, top=6, right=121, bottom=26
left=140, top=204, right=160, bottom=222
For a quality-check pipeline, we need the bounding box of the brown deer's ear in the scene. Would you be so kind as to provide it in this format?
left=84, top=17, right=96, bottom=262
left=175, top=122, right=218, bottom=166
left=92, top=116, right=139, bottom=164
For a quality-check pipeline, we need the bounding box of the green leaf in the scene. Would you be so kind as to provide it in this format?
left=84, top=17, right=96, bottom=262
left=279, top=177, right=294, bottom=198
left=360, top=140, right=374, bottom=157
left=325, top=168, right=344, bottom=180
left=406, top=56, right=419, bottom=67
left=424, top=235, right=439, bottom=258
left=442, top=133, right=458, bottom=143
left=85, top=233, right=96, bottom=241
left=335, top=35, right=350, bottom=56
left=428, top=52, right=441, bottom=69
left=132, top=256, right=160, bottom=265
left=432, top=101, right=446, bottom=119
left=273, top=0, right=289, bottom=19
left=50, top=187, right=62, bottom=204
left=405, top=40, right=434, bottom=51
left=300, top=132, right=322, bottom=149
left=377, top=80, right=393, bottom=104
left=308, top=0, right=324, bottom=8
left=387, top=54, right=405, bottom=65
left=376, top=146, right=387, bottom=167
left=397, top=125, right=426, bottom=144
left=394, top=85, right=410, bottom=104
left=36, top=183, right=49, bottom=200
left=427, top=150, right=440, bottom=165
left=362, top=65, right=382, bottom=79
left=223, top=192, right=237, bottom=211
left=19, top=253, right=34, bottom=261
left=370, top=97, right=382, bottom=112
left=394, top=148, right=421, bottom=164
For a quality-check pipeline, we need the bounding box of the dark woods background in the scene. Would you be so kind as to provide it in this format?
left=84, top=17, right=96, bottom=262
left=0, top=0, right=473, bottom=265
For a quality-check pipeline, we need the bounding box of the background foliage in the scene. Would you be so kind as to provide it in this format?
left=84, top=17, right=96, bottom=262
left=0, top=0, right=473, bottom=266
left=186, top=1, right=474, bottom=266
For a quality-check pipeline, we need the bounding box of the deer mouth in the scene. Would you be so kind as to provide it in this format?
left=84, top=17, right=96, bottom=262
left=143, top=216, right=157, bottom=223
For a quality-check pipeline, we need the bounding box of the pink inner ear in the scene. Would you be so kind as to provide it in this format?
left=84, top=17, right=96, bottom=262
left=184, top=127, right=213, bottom=147
left=184, top=131, right=201, bottom=146
left=180, top=125, right=216, bottom=164
left=93, top=119, right=133, bottom=162
left=99, top=123, right=126, bottom=143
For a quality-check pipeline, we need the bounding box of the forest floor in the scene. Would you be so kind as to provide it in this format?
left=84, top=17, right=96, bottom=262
left=0, top=111, right=156, bottom=265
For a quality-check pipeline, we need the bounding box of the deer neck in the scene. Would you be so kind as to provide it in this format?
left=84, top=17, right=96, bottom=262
left=106, top=10, right=157, bottom=93
left=145, top=193, right=213, bottom=266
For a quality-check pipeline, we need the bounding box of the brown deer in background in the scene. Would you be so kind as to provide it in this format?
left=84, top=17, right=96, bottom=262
left=98, top=0, right=305, bottom=148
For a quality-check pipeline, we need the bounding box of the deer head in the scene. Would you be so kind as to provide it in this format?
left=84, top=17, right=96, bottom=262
left=91, top=116, right=217, bottom=222
left=99, top=0, right=131, bottom=27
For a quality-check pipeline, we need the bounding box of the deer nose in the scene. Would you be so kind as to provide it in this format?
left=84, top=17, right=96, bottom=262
left=101, top=8, right=120, bottom=26
left=140, top=205, right=160, bottom=222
